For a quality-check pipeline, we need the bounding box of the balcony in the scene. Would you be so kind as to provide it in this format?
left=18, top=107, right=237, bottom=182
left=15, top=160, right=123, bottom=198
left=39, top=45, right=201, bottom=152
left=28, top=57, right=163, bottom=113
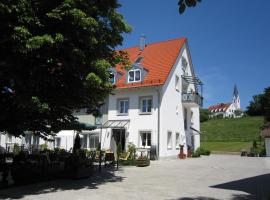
left=182, top=92, right=203, bottom=107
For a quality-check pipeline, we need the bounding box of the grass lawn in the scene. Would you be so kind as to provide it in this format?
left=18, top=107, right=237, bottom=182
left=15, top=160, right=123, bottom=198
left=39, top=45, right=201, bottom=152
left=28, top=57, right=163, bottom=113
left=200, top=116, right=264, bottom=152
left=201, top=141, right=253, bottom=152
left=201, top=116, right=264, bottom=142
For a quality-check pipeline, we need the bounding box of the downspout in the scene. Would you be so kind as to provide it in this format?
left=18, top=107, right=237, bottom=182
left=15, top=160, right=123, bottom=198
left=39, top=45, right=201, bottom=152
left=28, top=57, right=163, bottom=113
left=156, top=87, right=161, bottom=159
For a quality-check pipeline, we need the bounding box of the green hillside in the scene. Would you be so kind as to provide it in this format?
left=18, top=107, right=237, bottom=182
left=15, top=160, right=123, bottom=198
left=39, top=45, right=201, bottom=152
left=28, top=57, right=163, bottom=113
left=200, top=116, right=264, bottom=152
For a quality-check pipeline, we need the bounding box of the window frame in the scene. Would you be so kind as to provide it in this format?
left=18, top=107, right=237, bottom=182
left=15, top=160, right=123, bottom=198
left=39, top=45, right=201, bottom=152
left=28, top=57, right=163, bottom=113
left=89, top=133, right=99, bottom=150
left=109, top=72, right=115, bottom=84
left=175, top=75, right=180, bottom=92
left=139, top=131, right=152, bottom=148
left=139, top=96, right=153, bottom=115
left=184, top=108, right=188, bottom=130
left=55, top=137, right=61, bottom=148
left=117, top=98, right=129, bottom=115
left=128, top=68, right=141, bottom=83
left=175, top=132, right=180, bottom=149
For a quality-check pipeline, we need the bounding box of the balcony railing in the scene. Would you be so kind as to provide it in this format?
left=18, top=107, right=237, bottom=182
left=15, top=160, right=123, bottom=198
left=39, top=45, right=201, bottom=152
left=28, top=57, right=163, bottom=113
left=182, top=92, right=203, bottom=107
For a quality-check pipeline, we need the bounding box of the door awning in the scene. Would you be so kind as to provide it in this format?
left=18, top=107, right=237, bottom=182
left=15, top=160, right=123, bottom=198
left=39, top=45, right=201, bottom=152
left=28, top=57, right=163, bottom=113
left=100, top=120, right=130, bottom=129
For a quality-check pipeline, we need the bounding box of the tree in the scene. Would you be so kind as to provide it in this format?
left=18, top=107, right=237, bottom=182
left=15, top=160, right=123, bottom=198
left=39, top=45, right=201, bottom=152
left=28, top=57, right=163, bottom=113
left=200, top=108, right=210, bottom=122
left=178, top=0, right=202, bottom=14
left=246, top=94, right=264, bottom=116
left=261, top=87, right=270, bottom=122
left=73, top=132, right=81, bottom=153
left=0, top=0, right=131, bottom=138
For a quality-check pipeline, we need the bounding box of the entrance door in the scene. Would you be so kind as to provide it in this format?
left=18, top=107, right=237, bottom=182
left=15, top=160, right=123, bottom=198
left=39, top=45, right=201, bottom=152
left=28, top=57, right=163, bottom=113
left=111, top=129, right=125, bottom=152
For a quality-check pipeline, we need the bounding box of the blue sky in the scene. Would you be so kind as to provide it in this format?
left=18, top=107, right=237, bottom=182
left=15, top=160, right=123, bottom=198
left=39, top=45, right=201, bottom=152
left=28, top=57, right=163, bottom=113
left=117, top=0, right=270, bottom=109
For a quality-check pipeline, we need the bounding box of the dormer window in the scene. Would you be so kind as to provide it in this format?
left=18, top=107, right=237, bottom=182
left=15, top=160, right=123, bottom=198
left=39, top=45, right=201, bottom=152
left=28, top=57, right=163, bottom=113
left=109, top=72, right=115, bottom=84
left=128, top=69, right=141, bottom=82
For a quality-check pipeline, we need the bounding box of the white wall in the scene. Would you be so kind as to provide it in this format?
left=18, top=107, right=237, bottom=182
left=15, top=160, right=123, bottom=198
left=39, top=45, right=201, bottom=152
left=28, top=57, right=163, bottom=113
left=0, top=132, right=51, bottom=152
left=225, top=104, right=236, bottom=117
left=159, top=43, right=200, bottom=157
left=107, top=87, right=159, bottom=151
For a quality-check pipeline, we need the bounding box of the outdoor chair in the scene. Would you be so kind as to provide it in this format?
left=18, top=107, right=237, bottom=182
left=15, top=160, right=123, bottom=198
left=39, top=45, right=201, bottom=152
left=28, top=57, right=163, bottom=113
left=119, top=151, right=130, bottom=161
left=104, top=151, right=115, bottom=166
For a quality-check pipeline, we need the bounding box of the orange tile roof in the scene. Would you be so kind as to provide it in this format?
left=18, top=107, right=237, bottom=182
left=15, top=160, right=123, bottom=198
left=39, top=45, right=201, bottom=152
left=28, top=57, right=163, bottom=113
left=208, top=103, right=232, bottom=112
left=115, top=38, right=187, bottom=89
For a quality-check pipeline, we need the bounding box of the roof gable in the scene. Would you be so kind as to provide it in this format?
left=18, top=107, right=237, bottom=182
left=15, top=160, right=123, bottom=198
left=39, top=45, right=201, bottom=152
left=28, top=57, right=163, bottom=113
left=209, top=103, right=232, bottom=112
left=114, top=38, right=187, bottom=89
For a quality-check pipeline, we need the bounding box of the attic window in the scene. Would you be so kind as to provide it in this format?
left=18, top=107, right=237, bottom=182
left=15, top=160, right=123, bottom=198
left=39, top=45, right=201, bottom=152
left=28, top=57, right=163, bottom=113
left=128, top=69, right=141, bottom=82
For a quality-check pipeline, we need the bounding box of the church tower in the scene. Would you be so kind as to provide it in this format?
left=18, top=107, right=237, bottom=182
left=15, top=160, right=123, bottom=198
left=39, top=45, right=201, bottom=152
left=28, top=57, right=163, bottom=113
left=232, top=84, right=241, bottom=110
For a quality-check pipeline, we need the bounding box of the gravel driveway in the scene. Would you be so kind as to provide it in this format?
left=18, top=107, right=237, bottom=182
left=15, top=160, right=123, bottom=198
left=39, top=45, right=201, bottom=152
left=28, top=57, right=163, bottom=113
left=1, top=155, right=270, bottom=200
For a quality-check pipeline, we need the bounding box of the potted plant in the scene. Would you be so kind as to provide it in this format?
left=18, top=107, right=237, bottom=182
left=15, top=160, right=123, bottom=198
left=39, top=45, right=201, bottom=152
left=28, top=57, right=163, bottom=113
left=136, top=156, right=150, bottom=167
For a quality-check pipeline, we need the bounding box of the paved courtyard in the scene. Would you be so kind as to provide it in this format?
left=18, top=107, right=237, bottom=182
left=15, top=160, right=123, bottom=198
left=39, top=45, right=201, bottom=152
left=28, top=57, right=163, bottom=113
left=0, top=155, right=270, bottom=200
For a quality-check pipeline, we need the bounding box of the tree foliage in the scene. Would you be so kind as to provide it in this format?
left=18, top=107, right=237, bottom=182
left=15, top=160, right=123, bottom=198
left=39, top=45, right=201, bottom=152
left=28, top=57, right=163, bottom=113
left=73, top=132, right=81, bottom=153
left=200, top=108, right=210, bottom=123
left=246, top=94, right=264, bottom=116
left=246, top=87, right=270, bottom=122
left=261, top=87, right=270, bottom=122
left=178, top=0, right=202, bottom=14
left=0, top=0, right=131, bottom=138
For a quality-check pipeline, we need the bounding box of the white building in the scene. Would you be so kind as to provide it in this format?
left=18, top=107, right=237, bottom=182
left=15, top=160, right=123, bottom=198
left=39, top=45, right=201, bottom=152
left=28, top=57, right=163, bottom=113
left=208, top=85, right=241, bottom=118
left=58, top=37, right=203, bottom=158
left=0, top=131, right=53, bottom=153
left=0, top=37, right=203, bottom=158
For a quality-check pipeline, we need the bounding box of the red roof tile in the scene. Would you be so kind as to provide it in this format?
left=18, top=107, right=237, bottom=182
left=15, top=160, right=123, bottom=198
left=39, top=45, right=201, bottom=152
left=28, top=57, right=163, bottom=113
left=208, top=103, right=232, bottom=112
left=115, top=38, right=187, bottom=89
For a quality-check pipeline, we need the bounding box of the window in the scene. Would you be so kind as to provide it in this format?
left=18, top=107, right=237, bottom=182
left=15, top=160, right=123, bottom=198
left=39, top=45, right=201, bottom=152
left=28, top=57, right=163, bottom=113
left=80, top=135, right=88, bottom=148
left=55, top=137, right=61, bottom=148
left=95, top=117, right=102, bottom=125
left=89, top=133, right=99, bottom=149
left=128, top=69, right=141, bottom=82
left=167, top=131, right=172, bottom=149
left=109, top=72, right=115, bottom=84
left=33, top=135, right=39, bottom=146
left=175, top=75, right=180, bottom=91
left=176, top=133, right=180, bottom=149
left=6, top=134, right=12, bottom=143
left=139, top=96, right=152, bottom=114
left=140, top=131, right=151, bottom=147
left=117, top=99, right=129, bottom=115
left=184, top=108, right=188, bottom=130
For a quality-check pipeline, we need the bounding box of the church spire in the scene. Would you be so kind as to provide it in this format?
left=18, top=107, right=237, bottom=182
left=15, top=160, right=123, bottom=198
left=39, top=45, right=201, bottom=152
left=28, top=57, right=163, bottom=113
left=232, top=84, right=240, bottom=110
left=233, top=84, right=239, bottom=97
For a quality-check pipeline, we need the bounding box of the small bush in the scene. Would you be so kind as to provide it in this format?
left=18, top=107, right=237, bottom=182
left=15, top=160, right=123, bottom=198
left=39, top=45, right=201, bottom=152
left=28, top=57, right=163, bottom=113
left=196, top=147, right=211, bottom=156
left=192, top=151, right=200, bottom=157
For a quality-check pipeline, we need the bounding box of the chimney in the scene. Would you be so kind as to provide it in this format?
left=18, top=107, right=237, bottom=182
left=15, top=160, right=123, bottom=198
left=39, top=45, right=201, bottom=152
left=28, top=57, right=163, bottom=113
left=139, top=34, right=146, bottom=51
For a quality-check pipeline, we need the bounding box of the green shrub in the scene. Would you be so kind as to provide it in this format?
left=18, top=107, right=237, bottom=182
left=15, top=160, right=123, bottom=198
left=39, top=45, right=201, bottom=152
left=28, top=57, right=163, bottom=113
left=40, top=143, right=48, bottom=151
left=192, top=151, right=200, bottom=158
left=13, top=143, right=21, bottom=155
left=196, top=147, right=211, bottom=156
left=127, top=142, right=136, bottom=160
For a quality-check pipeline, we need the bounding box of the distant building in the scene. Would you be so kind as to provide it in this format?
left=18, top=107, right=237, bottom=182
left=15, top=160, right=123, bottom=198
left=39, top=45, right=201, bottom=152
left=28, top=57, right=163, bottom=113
left=208, top=85, right=242, bottom=118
